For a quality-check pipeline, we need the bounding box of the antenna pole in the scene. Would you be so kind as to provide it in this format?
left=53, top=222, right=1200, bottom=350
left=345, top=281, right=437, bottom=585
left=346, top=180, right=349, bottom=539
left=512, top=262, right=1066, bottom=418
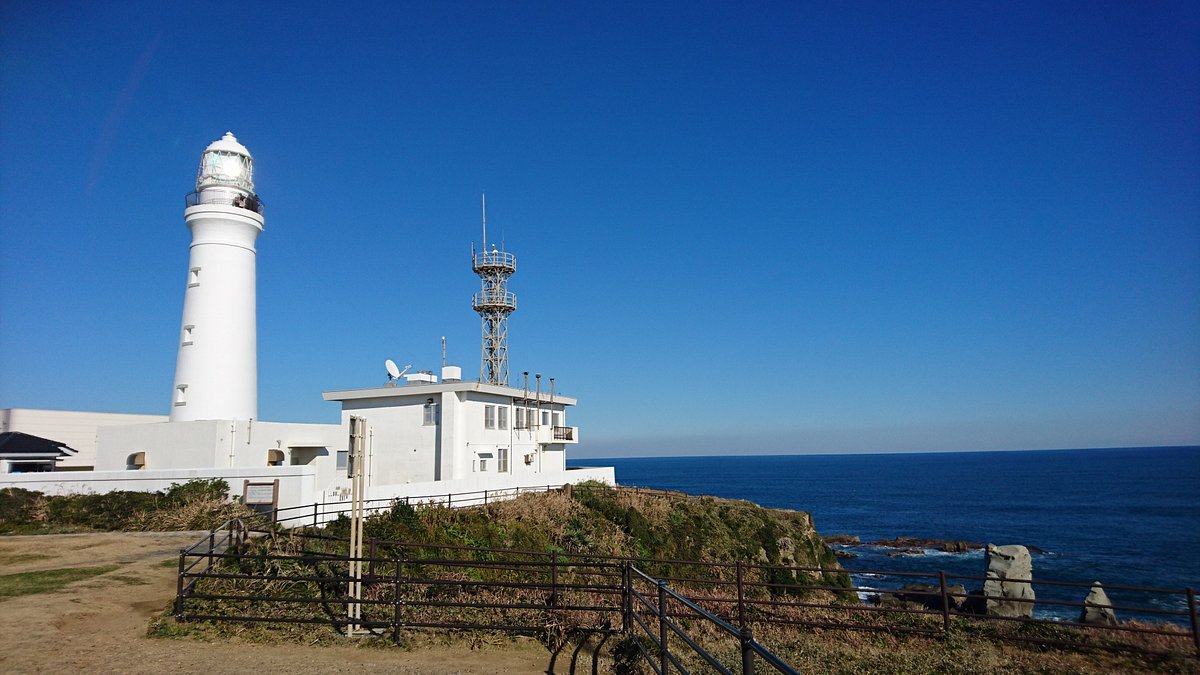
left=441, top=336, right=446, bottom=368
left=470, top=195, right=515, bottom=386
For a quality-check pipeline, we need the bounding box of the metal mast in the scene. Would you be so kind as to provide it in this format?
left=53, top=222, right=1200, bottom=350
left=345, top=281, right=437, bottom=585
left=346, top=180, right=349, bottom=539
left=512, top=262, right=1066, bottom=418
left=471, top=194, right=516, bottom=385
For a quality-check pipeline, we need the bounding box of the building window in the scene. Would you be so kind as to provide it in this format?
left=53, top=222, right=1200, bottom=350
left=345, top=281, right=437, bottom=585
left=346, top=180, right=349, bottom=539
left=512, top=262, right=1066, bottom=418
left=174, top=385, right=187, bottom=406
left=515, top=407, right=525, bottom=429
left=541, top=411, right=550, bottom=427
left=336, top=450, right=348, bottom=471
left=423, top=401, right=438, bottom=425
left=484, top=405, right=495, bottom=429
left=498, top=407, right=508, bottom=430
left=552, top=411, right=561, bottom=427
left=182, top=325, right=194, bottom=346
left=480, top=458, right=488, bottom=472
left=188, top=267, right=201, bottom=287
left=498, top=447, right=509, bottom=473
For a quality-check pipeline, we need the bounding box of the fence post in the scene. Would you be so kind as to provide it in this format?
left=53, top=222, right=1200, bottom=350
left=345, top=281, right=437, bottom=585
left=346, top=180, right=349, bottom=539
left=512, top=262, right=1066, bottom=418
left=368, top=540, right=377, bottom=585
left=658, top=580, right=670, bottom=675
left=621, top=562, right=631, bottom=635
left=740, top=626, right=755, bottom=675
left=207, top=529, right=216, bottom=571
left=550, top=551, right=559, bottom=608
left=736, top=561, right=747, bottom=628
left=393, top=549, right=403, bottom=644
left=448, top=493, right=453, bottom=508
left=484, top=489, right=488, bottom=506
left=313, top=502, right=318, bottom=527
left=174, top=548, right=186, bottom=620
left=1188, top=587, right=1199, bottom=658
left=939, top=571, right=952, bottom=634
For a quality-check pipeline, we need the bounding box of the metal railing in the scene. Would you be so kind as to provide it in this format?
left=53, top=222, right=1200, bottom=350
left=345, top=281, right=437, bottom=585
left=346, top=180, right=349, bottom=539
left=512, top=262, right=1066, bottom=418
left=553, top=426, right=575, bottom=441
left=627, top=564, right=798, bottom=674
left=269, top=479, right=614, bottom=528
left=472, top=250, right=516, bottom=271
left=184, top=189, right=266, bottom=214
left=172, top=490, right=1200, bottom=665
left=471, top=290, right=517, bottom=310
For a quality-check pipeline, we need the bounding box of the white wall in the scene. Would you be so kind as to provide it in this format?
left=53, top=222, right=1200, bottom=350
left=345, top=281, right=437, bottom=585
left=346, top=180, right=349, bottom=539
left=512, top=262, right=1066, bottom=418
left=340, top=397, right=440, bottom=484
left=0, top=465, right=319, bottom=510
left=0, top=408, right=169, bottom=469
left=300, top=465, right=617, bottom=526
left=96, top=419, right=344, bottom=472
left=171, top=204, right=263, bottom=422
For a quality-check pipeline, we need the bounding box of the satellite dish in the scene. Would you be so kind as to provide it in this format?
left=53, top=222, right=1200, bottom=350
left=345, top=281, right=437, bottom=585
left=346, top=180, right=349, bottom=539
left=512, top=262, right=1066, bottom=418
left=385, top=359, right=401, bottom=380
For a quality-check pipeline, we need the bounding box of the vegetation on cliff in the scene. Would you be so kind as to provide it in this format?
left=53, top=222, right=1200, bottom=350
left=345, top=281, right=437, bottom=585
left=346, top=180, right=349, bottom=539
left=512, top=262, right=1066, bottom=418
left=0, top=479, right=247, bottom=534
left=321, top=483, right=849, bottom=590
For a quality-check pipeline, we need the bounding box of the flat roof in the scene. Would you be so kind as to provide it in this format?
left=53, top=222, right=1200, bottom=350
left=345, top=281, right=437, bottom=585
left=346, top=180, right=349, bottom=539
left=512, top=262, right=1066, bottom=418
left=322, top=380, right=577, bottom=406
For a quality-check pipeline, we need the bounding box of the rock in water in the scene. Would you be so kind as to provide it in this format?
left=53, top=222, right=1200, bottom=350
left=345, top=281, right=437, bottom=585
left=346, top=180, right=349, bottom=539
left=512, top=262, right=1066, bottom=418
left=983, top=544, right=1036, bottom=618
left=1079, top=582, right=1118, bottom=626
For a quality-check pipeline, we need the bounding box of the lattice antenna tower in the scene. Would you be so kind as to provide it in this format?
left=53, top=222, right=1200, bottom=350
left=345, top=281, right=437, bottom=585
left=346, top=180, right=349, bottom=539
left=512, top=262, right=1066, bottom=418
left=471, top=193, right=517, bottom=385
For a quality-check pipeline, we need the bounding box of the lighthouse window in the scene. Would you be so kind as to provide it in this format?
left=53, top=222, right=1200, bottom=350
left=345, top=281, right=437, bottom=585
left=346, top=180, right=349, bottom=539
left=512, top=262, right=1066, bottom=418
left=188, top=267, right=201, bottom=287
left=484, top=405, right=496, bottom=429
left=174, top=385, right=187, bottom=406
left=498, top=407, right=508, bottom=430
left=182, top=325, right=194, bottom=346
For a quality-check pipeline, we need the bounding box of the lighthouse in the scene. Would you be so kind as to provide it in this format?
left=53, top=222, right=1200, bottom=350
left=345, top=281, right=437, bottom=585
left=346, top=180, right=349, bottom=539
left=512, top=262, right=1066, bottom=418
left=169, top=132, right=264, bottom=422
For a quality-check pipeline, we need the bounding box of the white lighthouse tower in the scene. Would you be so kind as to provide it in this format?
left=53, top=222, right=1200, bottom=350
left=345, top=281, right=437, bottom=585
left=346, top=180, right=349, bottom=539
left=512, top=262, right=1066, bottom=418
left=169, top=132, right=264, bottom=422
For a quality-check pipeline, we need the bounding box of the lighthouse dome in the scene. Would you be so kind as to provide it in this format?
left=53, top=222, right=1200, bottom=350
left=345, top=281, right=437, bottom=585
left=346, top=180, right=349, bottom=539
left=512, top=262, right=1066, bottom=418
left=196, top=131, right=255, bottom=192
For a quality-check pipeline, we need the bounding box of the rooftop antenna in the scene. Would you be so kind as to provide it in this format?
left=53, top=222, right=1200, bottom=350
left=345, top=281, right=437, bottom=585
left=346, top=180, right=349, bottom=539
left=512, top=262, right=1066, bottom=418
left=471, top=194, right=516, bottom=385
left=441, top=336, right=446, bottom=368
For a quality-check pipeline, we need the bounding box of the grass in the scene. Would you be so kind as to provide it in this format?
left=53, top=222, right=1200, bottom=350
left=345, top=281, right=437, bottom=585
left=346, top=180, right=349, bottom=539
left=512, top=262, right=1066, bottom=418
left=0, top=565, right=119, bottom=599
left=0, top=552, right=53, bottom=565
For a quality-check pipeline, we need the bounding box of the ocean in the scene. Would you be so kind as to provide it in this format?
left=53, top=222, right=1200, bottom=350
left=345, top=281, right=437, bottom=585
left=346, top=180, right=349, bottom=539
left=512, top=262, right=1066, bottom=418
left=570, top=446, right=1200, bottom=622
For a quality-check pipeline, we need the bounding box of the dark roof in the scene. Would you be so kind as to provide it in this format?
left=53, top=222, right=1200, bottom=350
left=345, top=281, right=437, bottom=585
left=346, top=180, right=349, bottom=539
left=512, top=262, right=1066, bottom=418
left=0, top=431, right=78, bottom=457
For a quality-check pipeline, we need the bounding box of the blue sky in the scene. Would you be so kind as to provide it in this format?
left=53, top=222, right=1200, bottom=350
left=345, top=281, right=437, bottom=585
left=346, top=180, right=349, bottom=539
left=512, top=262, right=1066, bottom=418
left=1, top=1, right=1197, bottom=458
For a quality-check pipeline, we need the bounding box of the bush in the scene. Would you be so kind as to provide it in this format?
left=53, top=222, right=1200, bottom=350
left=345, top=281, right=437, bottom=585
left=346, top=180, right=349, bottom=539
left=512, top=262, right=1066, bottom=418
left=0, top=479, right=241, bottom=534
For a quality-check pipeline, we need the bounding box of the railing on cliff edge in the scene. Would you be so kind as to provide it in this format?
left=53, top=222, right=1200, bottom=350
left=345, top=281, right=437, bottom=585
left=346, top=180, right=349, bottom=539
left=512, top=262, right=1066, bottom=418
left=174, top=487, right=1200, bottom=668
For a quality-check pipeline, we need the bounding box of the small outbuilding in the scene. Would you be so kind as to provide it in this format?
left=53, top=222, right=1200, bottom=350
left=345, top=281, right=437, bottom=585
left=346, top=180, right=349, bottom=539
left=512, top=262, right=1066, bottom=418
left=0, top=431, right=78, bottom=473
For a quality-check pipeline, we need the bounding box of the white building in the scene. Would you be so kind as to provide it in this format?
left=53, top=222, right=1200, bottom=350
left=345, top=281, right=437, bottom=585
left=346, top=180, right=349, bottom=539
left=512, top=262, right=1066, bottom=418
left=322, top=368, right=583, bottom=498
left=170, top=132, right=263, bottom=422
left=0, top=408, right=167, bottom=470
left=0, top=132, right=612, bottom=511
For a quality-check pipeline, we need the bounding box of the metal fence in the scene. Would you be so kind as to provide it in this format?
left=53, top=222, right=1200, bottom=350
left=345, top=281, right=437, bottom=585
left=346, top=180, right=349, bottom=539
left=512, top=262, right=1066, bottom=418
left=174, top=493, right=1200, bottom=671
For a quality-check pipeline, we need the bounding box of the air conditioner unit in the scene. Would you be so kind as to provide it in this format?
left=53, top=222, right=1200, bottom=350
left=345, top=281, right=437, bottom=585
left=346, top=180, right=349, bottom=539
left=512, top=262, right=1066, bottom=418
left=524, top=453, right=535, bottom=465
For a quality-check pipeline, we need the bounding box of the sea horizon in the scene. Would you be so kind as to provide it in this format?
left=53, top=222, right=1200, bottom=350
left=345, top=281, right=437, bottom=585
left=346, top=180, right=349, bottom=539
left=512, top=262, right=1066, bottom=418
left=571, top=443, right=1200, bottom=461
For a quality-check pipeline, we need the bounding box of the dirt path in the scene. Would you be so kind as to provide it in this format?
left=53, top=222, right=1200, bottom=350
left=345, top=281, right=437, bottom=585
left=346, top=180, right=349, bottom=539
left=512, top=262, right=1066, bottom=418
left=0, top=532, right=590, bottom=674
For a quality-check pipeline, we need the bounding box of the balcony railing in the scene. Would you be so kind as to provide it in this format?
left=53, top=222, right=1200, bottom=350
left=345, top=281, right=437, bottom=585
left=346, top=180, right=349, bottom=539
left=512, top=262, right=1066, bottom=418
left=185, top=190, right=265, bottom=215
left=472, top=250, right=516, bottom=272
left=553, top=426, right=574, bottom=441
left=472, top=290, right=517, bottom=311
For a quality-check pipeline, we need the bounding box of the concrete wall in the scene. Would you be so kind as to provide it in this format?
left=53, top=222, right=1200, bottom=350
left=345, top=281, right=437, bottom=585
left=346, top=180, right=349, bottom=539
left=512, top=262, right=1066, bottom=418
left=96, top=419, right=344, bottom=472
left=0, top=465, right=319, bottom=509
left=0, top=408, right=169, bottom=470
left=340, top=397, right=440, bottom=485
